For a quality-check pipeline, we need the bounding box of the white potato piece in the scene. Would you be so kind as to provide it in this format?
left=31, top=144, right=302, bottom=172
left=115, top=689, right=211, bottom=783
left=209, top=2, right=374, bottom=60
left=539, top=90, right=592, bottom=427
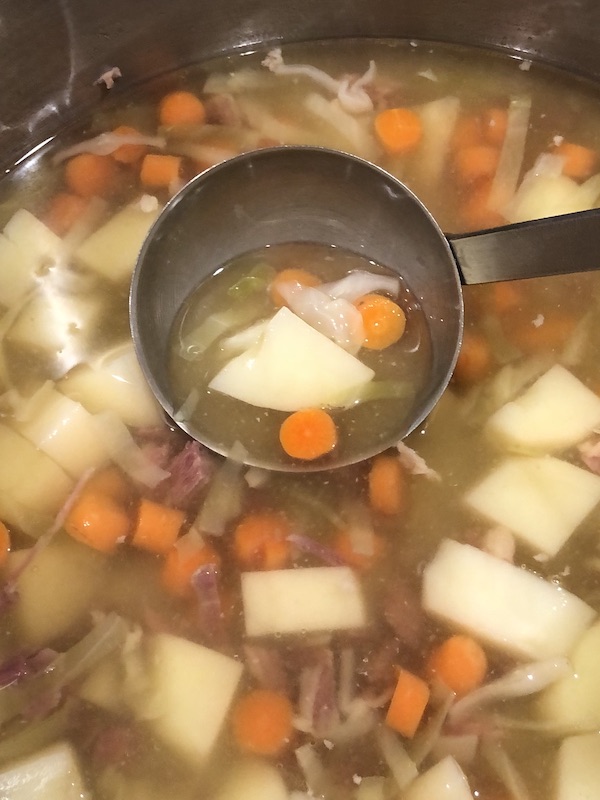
left=464, top=456, right=600, bottom=557
left=0, top=741, right=90, bottom=800
left=13, top=388, right=110, bottom=478
left=555, top=733, right=600, bottom=800
left=0, top=424, right=73, bottom=538
left=486, top=365, right=600, bottom=454
left=507, top=173, right=596, bottom=223
left=213, top=758, right=289, bottom=800
left=209, top=307, right=374, bottom=411
left=422, top=539, right=595, bottom=660
left=142, top=633, right=243, bottom=764
left=0, top=234, right=35, bottom=308
left=3, top=208, right=64, bottom=266
left=242, top=566, right=367, bottom=637
left=59, top=342, right=162, bottom=428
left=538, top=621, right=600, bottom=732
left=403, top=756, right=474, bottom=800
left=9, top=535, right=107, bottom=648
left=74, top=201, right=160, bottom=282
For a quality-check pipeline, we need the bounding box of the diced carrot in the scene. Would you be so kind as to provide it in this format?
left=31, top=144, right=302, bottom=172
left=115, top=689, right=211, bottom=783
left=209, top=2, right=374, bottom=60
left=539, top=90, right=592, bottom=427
left=451, top=115, right=483, bottom=151
left=231, top=688, right=294, bottom=756
left=482, top=107, right=508, bottom=147
left=454, top=144, right=500, bottom=184
left=140, top=154, right=182, bottom=189
left=332, top=529, right=384, bottom=570
left=459, top=179, right=507, bottom=231
left=426, top=634, right=488, bottom=697
left=111, top=124, right=148, bottom=164
left=161, top=539, right=221, bottom=596
left=506, top=312, right=577, bottom=354
left=368, top=454, right=406, bottom=516
left=131, top=498, right=186, bottom=555
left=268, top=267, right=322, bottom=307
left=64, top=153, right=121, bottom=198
left=233, top=511, right=291, bottom=570
left=0, top=522, right=11, bottom=568
left=85, top=466, right=132, bottom=504
left=42, top=192, right=89, bottom=236
left=554, top=140, right=598, bottom=180
left=489, top=282, right=523, bottom=315
left=354, top=294, right=407, bottom=350
left=159, top=90, right=206, bottom=127
left=65, top=489, right=131, bottom=554
left=279, top=408, right=338, bottom=461
left=385, top=667, right=430, bottom=738
left=452, top=331, right=493, bottom=385
left=374, top=108, right=423, bottom=155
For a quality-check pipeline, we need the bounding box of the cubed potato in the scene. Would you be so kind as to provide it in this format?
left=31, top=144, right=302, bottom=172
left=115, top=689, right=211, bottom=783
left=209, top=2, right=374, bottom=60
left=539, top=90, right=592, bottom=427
left=59, top=342, right=162, bottom=428
left=141, top=633, right=243, bottom=764
left=213, top=758, right=289, bottom=800
left=538, top=621, right=600, bottom=732
left=0, top=234, right=35, bottom=308
left=13, top=388, right=110, bottom=478
left=464, top=456, right=600, bottom=557
left=403, top=756, right=473, bottom=800
left=0, top=424, right=73, bottom=538
left=555, top=733, right=600, bottom=800
left=422, top=539, right=595, bottom=660
left=74, top=201, right=160, bottom=283
left=0, top=741, right=90, bottom=800
left=242, top=566, right=367, bottom=637
left=209, top=307, right=374, bottom=411
left=486, top=365, right=600, bottom=454
left=3, top=209, right=64, bottom=266
left=9, top=535, right=107, bottom=648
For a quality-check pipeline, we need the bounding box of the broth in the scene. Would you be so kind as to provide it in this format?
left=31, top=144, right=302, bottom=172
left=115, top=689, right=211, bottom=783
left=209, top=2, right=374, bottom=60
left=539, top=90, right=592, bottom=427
left=0, top=37, right=597, bottom=800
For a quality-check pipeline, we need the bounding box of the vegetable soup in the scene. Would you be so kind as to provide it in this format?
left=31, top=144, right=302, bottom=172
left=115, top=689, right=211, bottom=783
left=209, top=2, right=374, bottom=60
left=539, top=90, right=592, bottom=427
left=0, top=37, right=599, bottom=800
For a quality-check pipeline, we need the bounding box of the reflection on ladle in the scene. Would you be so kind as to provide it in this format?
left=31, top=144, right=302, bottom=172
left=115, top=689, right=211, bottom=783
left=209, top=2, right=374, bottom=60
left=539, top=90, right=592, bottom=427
left=130, top=146, right=600, bottom=472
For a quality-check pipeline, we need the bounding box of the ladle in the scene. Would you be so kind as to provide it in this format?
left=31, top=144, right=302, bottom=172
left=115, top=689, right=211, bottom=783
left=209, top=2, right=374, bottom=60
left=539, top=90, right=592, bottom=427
left=130, top=146, right=600, bottom=471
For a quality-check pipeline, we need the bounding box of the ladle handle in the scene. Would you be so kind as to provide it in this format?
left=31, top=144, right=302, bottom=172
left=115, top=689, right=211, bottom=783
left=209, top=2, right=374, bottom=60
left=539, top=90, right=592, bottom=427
left=447, top=206, right=600, bottom=285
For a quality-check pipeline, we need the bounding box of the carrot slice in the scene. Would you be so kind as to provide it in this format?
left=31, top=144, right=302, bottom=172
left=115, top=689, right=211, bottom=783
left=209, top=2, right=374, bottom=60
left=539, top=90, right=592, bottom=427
left=506, top=312, right=577, bottom=355
left=385, top=667, right=430, bottom=738
left=489, top=282, right=523, bottom=315
left=355, top=294, right=407, bottom=350
left=161, top=540, right=221, bottom=596
left=374, top=108, right=423, bottom=155
left=368, top=454, right=406, bottom=516
left=42, top=192, right=89, bottom=236
left=159, top=90, right=206, bottom=127
left=231, top=688, right=294, bottom=756
left=454, top=144, right=500, bottom=184
left=85, top=466, right=132, bottom=504
left=426, top=634, right=488, bottom=697
left=64, top=153, right=121, bottom=198
left=0, top=522, right=11, bottom=568
left=332, top=529, right=384, bottom=570
left=279, top=408, right=338, bottom=461
left=451, top=115, right=483, bottom=151
left=268, top=267, right=321, bottom=307
left=140, top=154, right=182, bottom=188
left=459, top=178, right=507, bottom=231
left=233, top=511, right=291, bottom=570
left=65, top=489, right=131, bottom=554
left=111, top=124, right=148, bottom=164
left=452, top=331, right=493, bottom=385
left=131, top=498, right=186, bottom=555
left=555, top=140, right=598, bottom=180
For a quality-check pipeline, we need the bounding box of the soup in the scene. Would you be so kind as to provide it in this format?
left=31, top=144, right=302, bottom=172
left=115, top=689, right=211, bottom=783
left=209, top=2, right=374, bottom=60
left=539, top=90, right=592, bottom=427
left=0, top=38, right=599, bottom=800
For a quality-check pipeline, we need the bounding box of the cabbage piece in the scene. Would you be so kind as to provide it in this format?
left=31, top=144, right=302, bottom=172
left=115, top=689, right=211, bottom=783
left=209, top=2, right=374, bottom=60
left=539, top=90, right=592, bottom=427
left=413, top=96, right=460, bottom=186
left=488, top=95, right=531, bottom=211
left=209, top=307, right=374, bottom=412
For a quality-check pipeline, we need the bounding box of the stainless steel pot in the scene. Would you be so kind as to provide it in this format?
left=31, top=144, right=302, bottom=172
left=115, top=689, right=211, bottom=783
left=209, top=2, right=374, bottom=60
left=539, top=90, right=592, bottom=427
left=2, top=0, right=600, bottom=174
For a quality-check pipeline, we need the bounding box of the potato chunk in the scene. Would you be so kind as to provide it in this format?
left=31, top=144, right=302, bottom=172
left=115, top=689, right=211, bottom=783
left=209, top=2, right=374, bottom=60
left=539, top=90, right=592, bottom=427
left=486, top=365, right=600, bottom=454
left=555, top=733, right=600, bottom=800
left=403, top=756, right=474, bottom=800
left=242, top=566, right=367, bottom=637
left=209, top=307, right=374, bottom=411
left=465, top=456, right=600, bottom=557
left=0, top=741, right=90, bottom=800
left=422, top=539, right=595, bottom=660
left=213, top=758, right=288, bottom=800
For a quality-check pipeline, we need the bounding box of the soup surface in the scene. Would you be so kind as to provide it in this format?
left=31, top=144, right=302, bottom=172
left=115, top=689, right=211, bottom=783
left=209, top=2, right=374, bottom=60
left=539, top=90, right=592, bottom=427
left=0, top=38, right=599, bottom=800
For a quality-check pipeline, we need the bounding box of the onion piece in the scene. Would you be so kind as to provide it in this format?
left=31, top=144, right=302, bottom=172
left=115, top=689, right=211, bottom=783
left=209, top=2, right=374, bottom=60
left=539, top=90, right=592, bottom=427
left=295, top=743, right=329, bottom=797
left=488, top=95, right=532, bottom=212
left=287, top=533, right=345, bottom=566
left=53, top=131, right=166, bottom=164
left=396, top=441, right=440, bottom=480
left=92, top=411, right=170, bottom=488
left=194, top=445, right=245, bottom=535
left=320, top=270, right=400, bottom=302
left=178, top=305, right=262, bottom=360
left=409, top=687, right=455, bottom=766
left=339, top=380, right=412, bottom=408
left=377, top=727, right=418, bottom=790
left=303, top=92, right=376, bottom=156
left=344, top=501, right=375, bottom=557
left=432, top=733, right=479, bottom=766
left=338, top=648, right=356, bottom=715
left=481, top=738, right=532, bottom=800
left=192, top=564, right=224, bottom=642
left=448, top=657, right=572, bottom=724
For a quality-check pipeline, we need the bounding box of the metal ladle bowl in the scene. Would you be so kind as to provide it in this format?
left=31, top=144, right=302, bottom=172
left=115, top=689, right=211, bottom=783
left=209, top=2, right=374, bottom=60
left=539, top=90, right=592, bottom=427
left=130, top=145, right=600, bottom=471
